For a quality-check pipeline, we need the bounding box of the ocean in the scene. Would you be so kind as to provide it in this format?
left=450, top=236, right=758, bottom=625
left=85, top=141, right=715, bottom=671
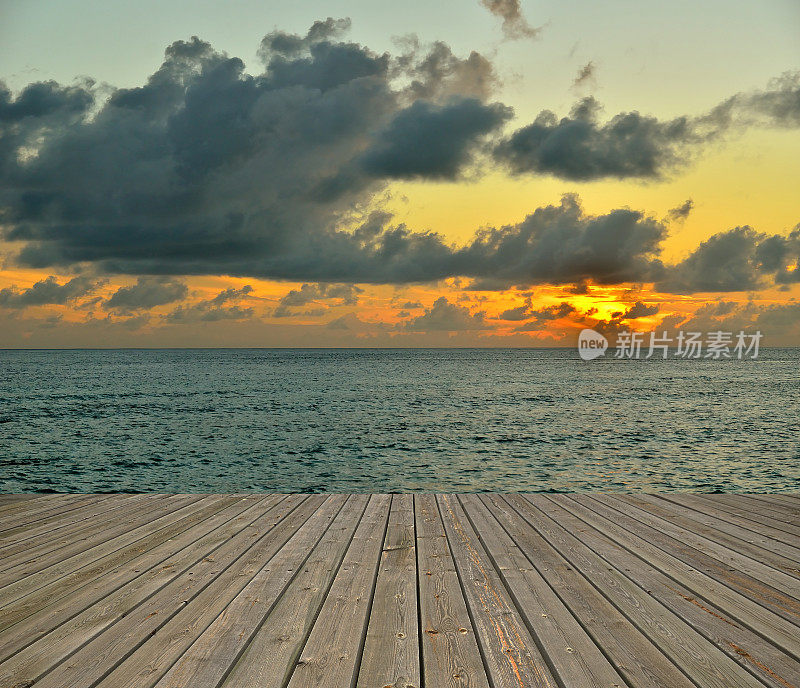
left=1, top=348, right=798, bottom=493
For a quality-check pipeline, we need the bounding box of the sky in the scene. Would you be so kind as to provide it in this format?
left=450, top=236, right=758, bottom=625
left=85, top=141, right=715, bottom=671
left=0, top=0, right=799, bottom=347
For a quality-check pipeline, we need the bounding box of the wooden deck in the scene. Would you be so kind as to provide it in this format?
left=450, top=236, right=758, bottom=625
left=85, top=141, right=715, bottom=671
left=0, top=494, right=798, bottom=688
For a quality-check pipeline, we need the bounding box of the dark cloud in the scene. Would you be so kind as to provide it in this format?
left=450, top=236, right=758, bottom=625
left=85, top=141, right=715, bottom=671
left=1, top=24, right=797, bottom=296
left=118, top=313, right=153, bottom=330
left=723, top=71, right=800, bottom=128
left=564, top=280, right=590, bottom=295
left=495, top=72, right=800, bottom=181
left=258, top=18, right=352, bottom=58
left=494, top=97, right=719, bottom=181
left=479, top=0, right=540, bottom=40
left=455, top=194, right=667, bottom=287
left=207, top=284, right=253, bottom=305
left=511, top=302, right=578, bottom=331
left=531, top=301, right=576, bottom=320
left=657, top=226, right=800, bottom=293
left=402, top=296, right=488, bottom=331
left=753, top=301, right=800, bottom=336
left=166, top=304, right=253, bottom=322
left=399, top=41, right=498, bottom=102
left=273, top=282, right=363, bottom=317
left=497, top=298, right=534, bottom=320
left=361, top=98, right=511, bottom=179
left=103, top=277, right=188, bottom=312
left=0, top=275, right=101, bottom=308
left=0, top=26, right=509, bottom=280
left=667, top=199, right=694, bottom=222
left=572, top=62, right=596, bottom=89
left=0, top=80, right=95, bottom=177
left=0, top=80, right=94, bottom=123
left=165, top=284, right=254, bottom=322
left=621, top=300, right=659, bottom=319
left=325, top=312, right=382, bottom=331
left=660, top=300, right=800, bottom=345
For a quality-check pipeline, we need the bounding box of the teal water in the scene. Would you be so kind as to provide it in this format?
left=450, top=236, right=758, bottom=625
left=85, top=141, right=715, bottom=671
left=0, top=348, right=798, bottom=493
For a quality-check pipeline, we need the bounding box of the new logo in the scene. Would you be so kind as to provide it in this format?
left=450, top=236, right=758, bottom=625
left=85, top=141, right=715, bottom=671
left=577, top=328, right=608, bottom=360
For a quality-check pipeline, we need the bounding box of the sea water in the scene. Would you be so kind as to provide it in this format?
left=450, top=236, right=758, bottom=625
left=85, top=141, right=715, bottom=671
left=1, top=348, right=798, bottom=492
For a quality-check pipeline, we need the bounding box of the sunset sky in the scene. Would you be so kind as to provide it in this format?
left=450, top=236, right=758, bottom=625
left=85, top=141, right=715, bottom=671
left=1, top=0, right=799, bottom=346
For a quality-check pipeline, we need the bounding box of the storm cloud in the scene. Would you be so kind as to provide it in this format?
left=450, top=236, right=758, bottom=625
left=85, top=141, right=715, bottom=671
left=667, top=199, right=694, bottom=222
left=511, top=301, right=577, bottom=331
left=496, top=72, right=800, bottom=181
left=455, top=194, right=667, bottom=287
left=660, top=300, right=800, bottom=345
left=0, top=25, right=509, bottom=281
left=361, top=98, right=511, bottom=179
left=494, top=97, right=720, bottom=180
left=165, top=285, right=254, bottom=322
left=104, top=277, right=188, bottom=312
left=620, top=300, right=659, bottom=319
left=0, top=275, right=101, bottom=308
left=657, top=225, right=800, bottom=293
left=402, top=296, right=489, bottom=331
left=479, top=0, right=540, bottom=40
left=572, top=62, right=596, bottom=90
left=1, top=24, right=798, bottom=296
left=273, top=282, right=363, bottom=317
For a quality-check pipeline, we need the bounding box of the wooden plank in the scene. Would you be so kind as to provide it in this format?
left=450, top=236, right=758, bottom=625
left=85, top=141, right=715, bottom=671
left=555, top=495, right=800, bottom=661
left=282, top=494, right=391, bottom=688
left=601, top=495, right=800, bottom=619
left=537, top=495, right=800, bottom=688
left=0, top=494, right=113, bottom=535
left=0, top=494, right=85, bottom=521
left=355, top=494, right=420, bottom=688
left=736, top=494, right=800, bottom=511
left=0, top=494, right=72, bottom=515
left=0, top=495, right=315, bottom=688
left=437, top=494, right=558, bottom=688
left=0, top=494, right=185, bottom=583
left=0, top=496, right=284, bottom=675
left=0, top=495, right=202, bottom=603
left=663, top=495, right=800, bottom=548
left=704, top=494, right=800, bottom=534
left=629, top=494, right=800, bottom=580
left=0, top=495, right=267, bottom=660
left=0, top=494, right=162, bottom=560
left=668, top=495, right=800, bottom=534
left=758, top=494, right=800, bottom=507
left=486, top=494, right=694, bottom=688
left=513, top=495, right=765, bottom=688
left=225, top=495, right=370, bottom=688
left=415, top=493, right=491, bottom=688
left=86, top=495, right=334, bottom=688
left=90, top=495, right=330, bottom=688
left=0, top=495, right=41, bottom=508
left=657, top=494, right=800, bottom=567
left=0, top=496, right=256, bottom=635
left=1, top=493, right=798, bottom=688
left=0, top=495, right=136, bottom=548
left=716, top=495, right=800, bottom=529
left=0, top=494, right=163, bottom=573
left=140, top=494, right=357, bottom=688
left=0, top=494, right=64, bottom=518
left=458, top=494, right=627, bottom=688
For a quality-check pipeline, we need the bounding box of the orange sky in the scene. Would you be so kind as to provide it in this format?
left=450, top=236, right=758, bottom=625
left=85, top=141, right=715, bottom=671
left=1, top=4, right=798, bottom=348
